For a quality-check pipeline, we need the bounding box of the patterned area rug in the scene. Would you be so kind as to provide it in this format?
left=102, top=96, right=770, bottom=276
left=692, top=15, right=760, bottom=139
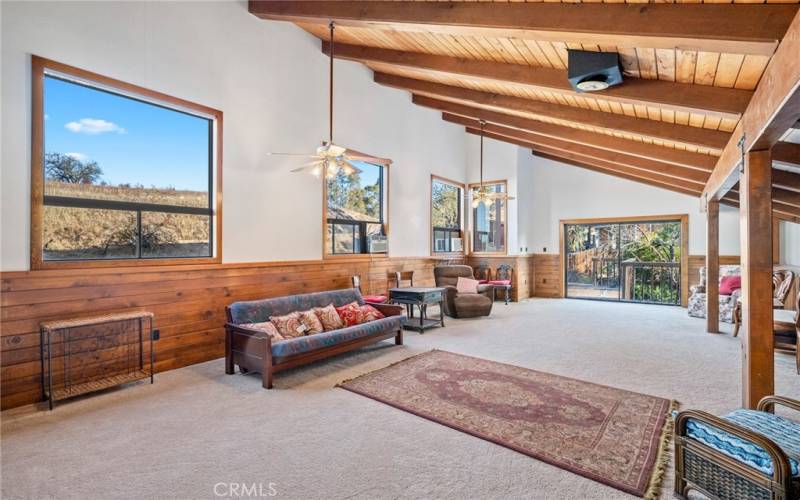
left=339, top=350, right=676, bottom=498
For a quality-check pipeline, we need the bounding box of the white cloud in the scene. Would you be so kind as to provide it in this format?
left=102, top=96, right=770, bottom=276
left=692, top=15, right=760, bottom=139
left=65, top=118, right=126, bottom=135
left=65, top=152, right=88, bottom=161
left=44, top=114, right=50, bottom=121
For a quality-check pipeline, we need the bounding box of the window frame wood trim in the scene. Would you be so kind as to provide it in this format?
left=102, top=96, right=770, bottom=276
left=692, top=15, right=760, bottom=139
left=29, top=55, right=223, bottom=270
left=430, top=174, right=466, bottom=257
left=322, top=154, right=391, bottom=260
left=557, top=213, right=689, bottom=306
left=468, top=179, right=509, bottom=256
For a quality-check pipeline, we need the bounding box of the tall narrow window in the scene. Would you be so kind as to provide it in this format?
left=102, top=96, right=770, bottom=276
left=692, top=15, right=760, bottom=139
left=32, top=57, right=221, bottom=268
left=431, top=176, right=463, bottom=254
left=325, top=160, right=387, bottom=255
left=470, top=181, right=507, bottom=254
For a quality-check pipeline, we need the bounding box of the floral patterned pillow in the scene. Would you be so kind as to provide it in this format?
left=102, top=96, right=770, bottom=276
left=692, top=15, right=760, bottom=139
left=359, top=304, right=385, bottom=323
left=297, top=309, right=324, bottom=335
left=269, top=312, right=304, bottom=338
left=335, top=301, right=363, bottom=327
left=239, top=321, right=285, bottom=343
left=314, top=304, right=344, bottom=331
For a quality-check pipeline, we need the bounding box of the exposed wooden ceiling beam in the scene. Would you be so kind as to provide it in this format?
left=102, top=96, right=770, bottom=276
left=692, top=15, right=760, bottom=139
left=704, top=11, right=800, bottom=201
left=466, top=127, right=706, bottom=194
left=324, top=42, right=751, bottom=120
left=448, top=114, right=709, bottom=184
left=250, top=1, right=798, bottom=55
left=376, top=73, right=730, bottom=151
left=773, top=187, right=800, bottom=208
left=772, top=168, right=800, bottom=192
left=415, top=95, right=717, bottom=172
left=467, top=128, right=800, bottom=218
left=773, top=141, right=800, bottom=166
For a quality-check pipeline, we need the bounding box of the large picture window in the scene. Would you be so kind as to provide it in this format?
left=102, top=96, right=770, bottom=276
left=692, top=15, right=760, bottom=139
left=31, top=57, right=221, bottom=268
left=325, top=160, right=388, bottom=255
left=470, top=181, right=507, bottom=254
left=431, top=176, right=463, bottom=254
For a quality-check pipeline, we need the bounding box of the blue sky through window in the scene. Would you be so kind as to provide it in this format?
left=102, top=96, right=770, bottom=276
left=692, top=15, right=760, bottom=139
left=44, top=75, right=211, bottom=192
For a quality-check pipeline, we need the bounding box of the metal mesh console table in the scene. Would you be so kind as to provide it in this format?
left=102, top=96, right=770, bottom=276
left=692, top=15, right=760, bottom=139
left=40, top=312, right=155, bottom=410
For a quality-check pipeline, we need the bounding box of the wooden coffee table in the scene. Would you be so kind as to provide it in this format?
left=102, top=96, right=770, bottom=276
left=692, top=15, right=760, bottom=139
left=389, top=287, right=445, bottom=333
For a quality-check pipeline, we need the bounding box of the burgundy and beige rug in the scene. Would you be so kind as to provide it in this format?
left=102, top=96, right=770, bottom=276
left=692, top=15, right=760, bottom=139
left=339, top=350, right=675, bottom=498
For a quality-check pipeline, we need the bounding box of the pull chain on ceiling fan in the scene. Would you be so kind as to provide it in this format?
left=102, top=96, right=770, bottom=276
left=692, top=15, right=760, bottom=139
left=268, top=20, right=367, bottom=177
left=471, top=120, right=515, bottom=208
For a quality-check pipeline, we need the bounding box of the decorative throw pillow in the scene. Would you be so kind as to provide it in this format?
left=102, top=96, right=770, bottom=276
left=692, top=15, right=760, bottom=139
left=297, top=309, right=324, bottom=335
left=314, top=304, right=344, bottom=331
left=456, top=276, right=479, bottom=294
left=359, top=304, right=385, bottom=323
left=720, top=275, right=742, bottom=295
left=239, top=321, right=285, bottom=343
left=269, top=312, right=305, bottom=338
left=336, top=301, right=363, bottom=327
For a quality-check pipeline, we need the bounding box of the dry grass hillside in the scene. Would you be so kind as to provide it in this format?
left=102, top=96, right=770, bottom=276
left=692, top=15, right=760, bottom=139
left=44, top=182, right=210, bottom=259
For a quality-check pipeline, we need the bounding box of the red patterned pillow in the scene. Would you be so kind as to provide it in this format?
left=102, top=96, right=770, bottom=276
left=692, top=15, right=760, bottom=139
left=314, top=304, right=344, bottom=331
left=335, top=301, right=363, bottom=327
left=269, top=312, right=304, bottom=338
left=359, top=304, right=385, bottom=323
left=239, top=321, right=285, bottom=343
left=719, top=275, right=741, bottom=295
left=297, top=309, right=324, bottom=334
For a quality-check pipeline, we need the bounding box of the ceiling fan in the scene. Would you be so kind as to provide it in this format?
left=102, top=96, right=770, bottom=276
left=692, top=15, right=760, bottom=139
left=268, top=21, right=365, bottom=177
left=471, top=120, right=515, bottom=208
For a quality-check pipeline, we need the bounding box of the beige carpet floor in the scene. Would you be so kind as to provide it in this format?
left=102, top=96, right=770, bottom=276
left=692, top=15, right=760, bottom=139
left=2, top=299, right=799, bottom=500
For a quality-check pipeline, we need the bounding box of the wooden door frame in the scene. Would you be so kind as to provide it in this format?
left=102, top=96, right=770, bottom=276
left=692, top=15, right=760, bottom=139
left=559, top=214, right=690, bottom=306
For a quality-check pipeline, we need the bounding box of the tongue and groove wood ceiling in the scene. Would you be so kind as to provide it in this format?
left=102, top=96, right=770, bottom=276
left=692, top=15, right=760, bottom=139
left=249, top=1, right=800, bottom=222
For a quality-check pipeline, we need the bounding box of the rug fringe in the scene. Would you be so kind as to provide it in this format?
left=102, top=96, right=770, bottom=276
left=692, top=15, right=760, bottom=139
left=643, top=400, right=679, bottom=500
left=335, top=349, right=436, bottom=388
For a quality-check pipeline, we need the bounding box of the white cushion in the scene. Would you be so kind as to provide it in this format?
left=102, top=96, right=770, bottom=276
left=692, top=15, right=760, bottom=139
left=774, top=309, right=798, bottom=324
left=456, top=277, right=479, bottom=294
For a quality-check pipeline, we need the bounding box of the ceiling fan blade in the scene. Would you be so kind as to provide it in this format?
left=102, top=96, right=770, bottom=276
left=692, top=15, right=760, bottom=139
left=289, top=160, right=324, bottom=173
left=268, top=152, right=321, bottom=158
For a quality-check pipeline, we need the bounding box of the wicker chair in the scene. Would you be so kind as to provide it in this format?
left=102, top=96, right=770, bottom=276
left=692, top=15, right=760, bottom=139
left=675, top=395, right=800, bottom=500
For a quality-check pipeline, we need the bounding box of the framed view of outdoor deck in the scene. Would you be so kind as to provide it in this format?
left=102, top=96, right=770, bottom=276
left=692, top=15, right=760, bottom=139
left=560, top=215, right=689, bottom=306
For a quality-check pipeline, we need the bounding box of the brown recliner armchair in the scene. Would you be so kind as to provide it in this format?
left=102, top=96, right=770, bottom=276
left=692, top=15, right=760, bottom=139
left=434, top=265, right=494, bottom=318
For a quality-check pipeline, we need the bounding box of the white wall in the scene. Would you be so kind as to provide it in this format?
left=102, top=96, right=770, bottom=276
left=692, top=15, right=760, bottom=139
left=464, top=134, right=524, bottom=254
left=0, top=1, right=467, bottom=271
left=519, top=153, right=741, bottom=256
left=781, top=221, right=800, bottom=266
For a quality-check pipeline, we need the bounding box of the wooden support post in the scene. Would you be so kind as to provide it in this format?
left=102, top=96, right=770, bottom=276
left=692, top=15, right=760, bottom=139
left=739, top=149, right=774, bottom=409
left=706, top=199, right=720, bottom=333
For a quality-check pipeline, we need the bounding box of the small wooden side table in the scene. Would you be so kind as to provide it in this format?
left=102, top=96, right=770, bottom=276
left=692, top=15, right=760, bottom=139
left=389, top=287, right=445, bottom=333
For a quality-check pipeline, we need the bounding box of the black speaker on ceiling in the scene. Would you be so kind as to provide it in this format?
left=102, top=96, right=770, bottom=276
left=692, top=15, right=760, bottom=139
left=567, top=49, right=623, bottom=93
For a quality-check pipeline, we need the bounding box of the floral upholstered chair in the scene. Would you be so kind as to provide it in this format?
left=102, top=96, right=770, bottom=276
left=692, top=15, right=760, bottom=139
left=687, top=265, right=741, bottom=323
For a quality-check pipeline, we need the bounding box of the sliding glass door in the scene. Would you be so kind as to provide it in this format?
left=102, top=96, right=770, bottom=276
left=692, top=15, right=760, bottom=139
left=565, top=219, right=682, bottom=305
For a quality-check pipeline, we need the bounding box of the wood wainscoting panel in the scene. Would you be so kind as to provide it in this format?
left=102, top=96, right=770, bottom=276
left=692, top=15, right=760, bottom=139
left=687, top=255, right=741, bottom=290
left=533, top=254, right=562, bottom=298
left=467, top=255, right=534, bottom=302
left=0, top=256, right=463, bottom=410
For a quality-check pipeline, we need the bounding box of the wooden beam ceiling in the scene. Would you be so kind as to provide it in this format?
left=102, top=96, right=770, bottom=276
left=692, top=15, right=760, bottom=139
left=413, top=95, right=717, bottom=172
left=704, top=10, right=800, bottom=201
left=448, top=114, right=709, bottom=184
left=324, top=42, right=752, bottom=120
left=376, top=73, right=731, bottom=151
left=772, top=168, right=800, bottom=192
left=468, top=128, right=708, bottom=194
left=465, top=127, right=800, bottom=219
left=773, top=141, right=800, bottom=166
left=250, top=1, right=798, bottom=55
